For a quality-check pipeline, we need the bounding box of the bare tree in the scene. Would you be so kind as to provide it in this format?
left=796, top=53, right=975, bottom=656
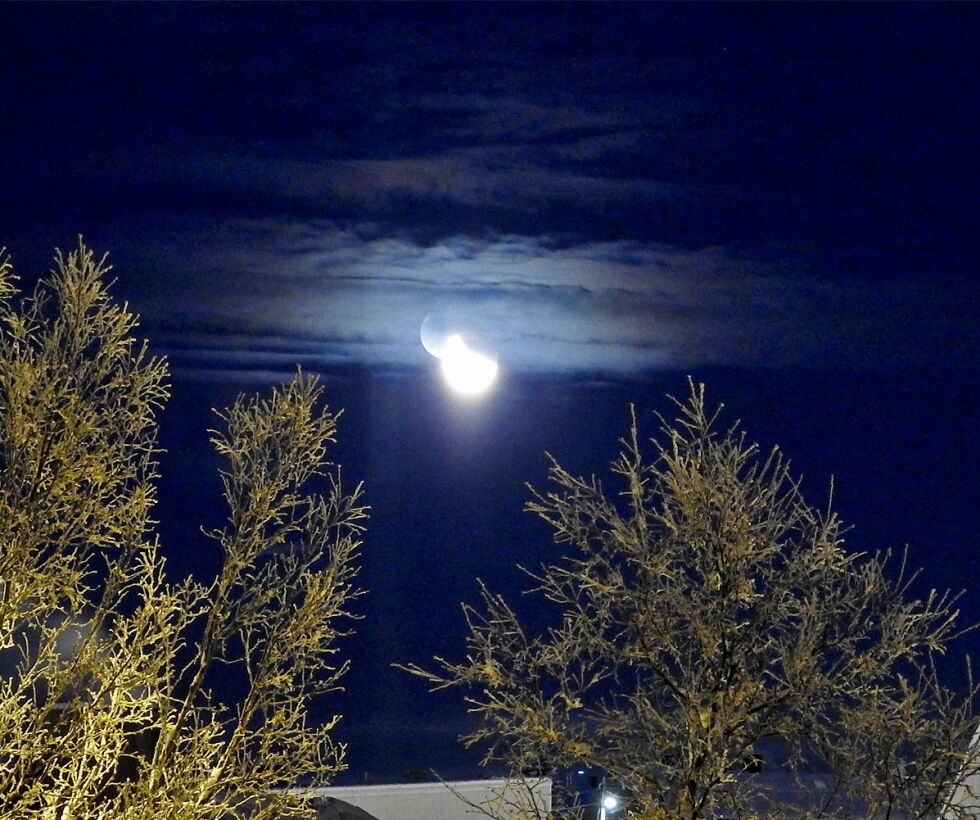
left=438, top=774, right=557, bottom=820
left=406, top=384, right=978, bottom=818
left=0, top=242, right=366, bottom=819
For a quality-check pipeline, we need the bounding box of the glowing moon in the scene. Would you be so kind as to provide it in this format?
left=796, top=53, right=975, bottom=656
left=439, top=334, right=498, bottom=395
left=420, top=314, right=498, bottom=395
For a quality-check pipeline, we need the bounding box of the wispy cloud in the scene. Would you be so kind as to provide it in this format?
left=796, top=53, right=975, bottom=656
left=110, top=218, right=974, bottom=380
left=4, top=5, right=972, bottom=383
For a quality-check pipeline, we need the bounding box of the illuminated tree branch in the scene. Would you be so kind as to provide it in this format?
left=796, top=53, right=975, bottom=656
left=0, top=242, right=366, bottom=820
left=408, top=383, right=978, bottom=819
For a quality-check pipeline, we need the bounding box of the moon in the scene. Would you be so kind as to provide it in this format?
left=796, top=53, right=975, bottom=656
left=420, top=313, right=450, bottom=358
left=439, top=334, right=498, bottom=395
left=420, top=315, right=498, bottom=396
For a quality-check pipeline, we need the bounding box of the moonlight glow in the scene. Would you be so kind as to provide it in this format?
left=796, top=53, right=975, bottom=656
left=439, top=334, right=498, bottom=395
left=420, top=315, right=499, bottom=396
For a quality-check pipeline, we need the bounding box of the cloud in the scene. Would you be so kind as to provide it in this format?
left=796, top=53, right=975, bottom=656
left=105, top=217, right=975, bottom=380
left=3, top=5, right=971, bottom=384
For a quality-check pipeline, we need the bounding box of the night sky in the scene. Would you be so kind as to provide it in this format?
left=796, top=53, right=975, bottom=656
left=1, top=3, right=978, bottom=783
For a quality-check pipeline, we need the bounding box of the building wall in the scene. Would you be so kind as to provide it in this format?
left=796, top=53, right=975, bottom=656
left=943, top=724, right=980, bottom=817
left=309, top=777, right=552, bottom=820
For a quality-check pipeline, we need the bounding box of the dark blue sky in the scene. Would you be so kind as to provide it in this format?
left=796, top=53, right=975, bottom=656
left=1, top=3, right=978, bottom=782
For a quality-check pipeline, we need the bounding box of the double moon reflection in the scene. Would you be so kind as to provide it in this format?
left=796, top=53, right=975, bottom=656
left=420, top=315, right=498, bottom=396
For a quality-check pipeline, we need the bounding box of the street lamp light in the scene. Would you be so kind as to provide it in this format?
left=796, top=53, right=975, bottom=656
left=599, top=792, right=620, bottom=819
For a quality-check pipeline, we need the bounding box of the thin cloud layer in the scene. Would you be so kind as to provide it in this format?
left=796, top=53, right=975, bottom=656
left=116, top=218, right=974, bottom=379
left=2, top=5, right=975, bottom=380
